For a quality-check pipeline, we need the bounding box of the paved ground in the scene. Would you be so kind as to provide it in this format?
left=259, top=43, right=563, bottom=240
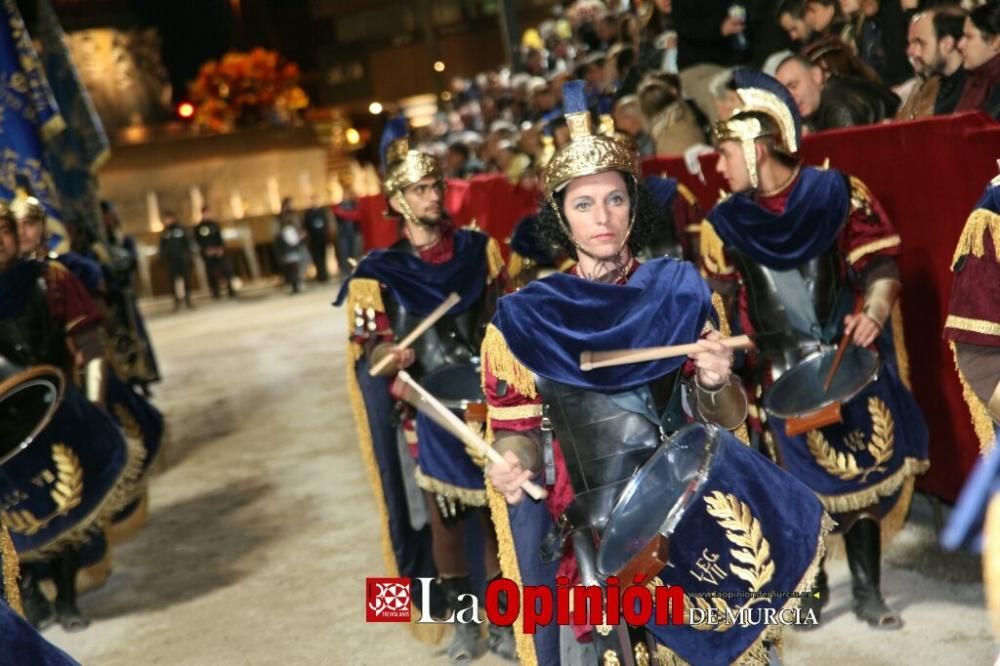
left=40, top=284, right=998, bottom=665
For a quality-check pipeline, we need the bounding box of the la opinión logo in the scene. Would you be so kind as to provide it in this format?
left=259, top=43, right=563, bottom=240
left=366, top=577, right=412, bottom=623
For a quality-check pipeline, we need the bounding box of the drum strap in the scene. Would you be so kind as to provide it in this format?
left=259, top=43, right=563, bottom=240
left=541, top=404, right=556, bottom=486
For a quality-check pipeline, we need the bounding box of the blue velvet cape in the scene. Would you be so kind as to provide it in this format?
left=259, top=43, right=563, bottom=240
left=492, top=258, right=713, bottom=392
left=335, top=229, right=490, bottom=316
left=644, top=174, right=679, bottom=211
left=707, top=167, right=850, bottom=270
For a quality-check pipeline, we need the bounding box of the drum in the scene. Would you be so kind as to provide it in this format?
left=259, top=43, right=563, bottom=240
left=762, top=345, right=880, bottom=420
left=0, top=357, right=63, bottom=466
left=420, top=362, right=484, bottom=414
left=596, top=423, right=719, bottom=579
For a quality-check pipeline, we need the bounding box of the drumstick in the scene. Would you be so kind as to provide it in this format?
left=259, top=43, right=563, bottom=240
left=368, top=292, right=461, bottom=376
left=822, top=331, right=852, bottom=394
left=395, top=371, right=548, bottom=501
left=579, top=335, right=753, bottom=372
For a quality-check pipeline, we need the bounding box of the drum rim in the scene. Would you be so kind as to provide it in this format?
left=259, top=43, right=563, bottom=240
left=0, top=366, right=65, bottom=466
left=596, top=422, right=721, bottom=577
left=761, top=346, right=881, bottom=419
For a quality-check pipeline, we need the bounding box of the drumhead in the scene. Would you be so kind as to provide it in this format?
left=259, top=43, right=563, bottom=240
left=762, top=346, right=880, bottom=419
left=0, top=366, right=64, bottom=465
left=596, top=422, right=719, bottom=578
left=421, top=362, right=484, bottom=411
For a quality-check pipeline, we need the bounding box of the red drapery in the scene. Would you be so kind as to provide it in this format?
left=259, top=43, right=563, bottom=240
left=355, top=112, right=1000, bottom=501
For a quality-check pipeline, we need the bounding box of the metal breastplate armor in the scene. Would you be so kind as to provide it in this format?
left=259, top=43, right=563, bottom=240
left=382, top=291, right=485, bottom=381
left=0, top=276, right=66, bottom=370
left=535, top=372, right=684, bottom=552
left=729, top=245, right=843, bottom=377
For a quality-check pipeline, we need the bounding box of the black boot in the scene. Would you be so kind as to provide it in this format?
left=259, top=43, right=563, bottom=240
left=18, top=564, right=55, bottom=630
left=52, top=549, right=89, bottom=632
left=795, top=560, right=828, bottom=630
left=844, top=518, right=901, bottom=630
left=486, top=576, right=516, bottom=661
left=439, top=576, right=482, bottom=664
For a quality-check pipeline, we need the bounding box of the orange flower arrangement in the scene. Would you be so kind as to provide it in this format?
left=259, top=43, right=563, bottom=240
left=189, top=48, right=309, bottom=132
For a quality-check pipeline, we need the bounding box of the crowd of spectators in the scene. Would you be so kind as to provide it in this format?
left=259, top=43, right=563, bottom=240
left=392, top=0, right=1000, bottom=187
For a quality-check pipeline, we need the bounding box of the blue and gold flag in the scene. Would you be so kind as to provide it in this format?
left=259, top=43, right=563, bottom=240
left=0, top=0, right=64, bottom=217
left=35, top=0, right=110, bottom=233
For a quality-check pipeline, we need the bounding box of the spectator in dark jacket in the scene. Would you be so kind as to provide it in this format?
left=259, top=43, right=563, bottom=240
left=776, top=53, right=900, bottom=130
left=673, top=0, right=749, bottom=69
left=158, top=211, right=196, bottom=310
left=840, top=0, right=914, bottom=86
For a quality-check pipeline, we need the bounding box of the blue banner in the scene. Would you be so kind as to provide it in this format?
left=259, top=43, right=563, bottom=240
left=36, top=0, right=110, bottom=232
left=0, top=0, right=64, bottom=217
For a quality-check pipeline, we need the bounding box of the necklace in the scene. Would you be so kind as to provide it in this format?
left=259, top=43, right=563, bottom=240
left=757, top=165, right=801, bottom=198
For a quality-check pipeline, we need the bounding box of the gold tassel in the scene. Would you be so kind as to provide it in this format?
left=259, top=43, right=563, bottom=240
left=890, top=302, right=912, bottom=391
left=1, top=524, right=22, bottom=616
left=345, top=356, right=445, bottom=645
left=507, top=252, right=525, bottom=283
left=481, top=324, right=537, bottom=399
left=486, top=237, right=505, bottom=284
left=983, top=494, right=1000, bottom=637
left=486, top=480, right=539, bottom=666
left=949, top=341, right=997, bottom=452
left=699, top=220, right=734, bottom=278
left=347, top=278, right=386, bottom=361
left=951, top=208, right=1000, bottom=269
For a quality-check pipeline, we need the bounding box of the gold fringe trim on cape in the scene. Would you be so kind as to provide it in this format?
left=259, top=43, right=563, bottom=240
left=712, top=291, right=750, bottom=445
left=108, top=490, right=149, bottom=545
left=346, top=278, right=386, bottom=361
left=814, top=457, right=929, bottom=515
left=951, top=208, right=1000, bottom=269
left=890, top=302, right=911, bottom=390
left=845, top=235, right=901, bottom=267
left=413, top=468, right=487, bottom=506
left=983, top=493, right=1000, bottom=637
left=345, top=356, right=446, bottom=646
left=653, top=513, right=832, bottom=666
left=507, top=252, right=525, bottom=282
left=485, top=480, right=539, bottom=666
left=486, top=237, right=505, bottom=284
left=822, top=476, right=916, bottom=561
left=1, top=524, right=22, bottom=616
left=699, top=221, right=734, bottom=278
left=482, top=324, right=537, bottom=400
left=949, top=341, right=997, bottom=453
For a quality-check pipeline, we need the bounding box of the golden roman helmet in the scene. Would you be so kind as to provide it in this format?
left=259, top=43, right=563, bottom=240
left=380, top=116, right=441, bottom=195
left=10, top=193, right=45, bottom=222
left=542, top=80, right=636, bottom=198
left=712, top=69, right=802, bottom=190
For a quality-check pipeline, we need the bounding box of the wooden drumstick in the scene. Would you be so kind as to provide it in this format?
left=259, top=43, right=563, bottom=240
left=395, top=371, right=548, bottom=501
left=822, top=331, right=852, bottom=394
left=368, top=292, right=462, bottom=376
left=579, top=335, right=754, bottom=371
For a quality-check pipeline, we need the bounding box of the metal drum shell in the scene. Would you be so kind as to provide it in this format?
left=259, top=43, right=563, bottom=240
left=762, top=346, right=881, bottom=420
left=0, top=360, right=64, bottom=466
left=595, top=422, right=720, bottom=578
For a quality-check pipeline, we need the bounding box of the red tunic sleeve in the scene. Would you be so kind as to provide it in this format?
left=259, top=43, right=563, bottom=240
left=44, top=262, right=102, bottom=335
left=837, top=175, right=902, bottom=273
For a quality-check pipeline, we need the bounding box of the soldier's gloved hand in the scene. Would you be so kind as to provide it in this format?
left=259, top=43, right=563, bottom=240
left=487, top=450, right=534, bottom=506
left=370, top=342, right=416, bottom=377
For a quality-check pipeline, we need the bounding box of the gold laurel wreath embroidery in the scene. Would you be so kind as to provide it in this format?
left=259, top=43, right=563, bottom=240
left=682, top=491, right=775, bottom=632
left=807, top=397, right=894, bottom=483
left=1, top=444, right=84, bottom=536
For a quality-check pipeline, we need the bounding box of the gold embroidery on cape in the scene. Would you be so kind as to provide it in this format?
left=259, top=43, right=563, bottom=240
left=683, top=491, right=775, bottom=632
left=2, top=444, right=84, bottom=535
left=603, top=649, right=622, bottom=666
left=945, top=314, right=1000, bottom=338
left=845, top=235, right=901, bottom=266
left=635, top=643, right=651, bottom=666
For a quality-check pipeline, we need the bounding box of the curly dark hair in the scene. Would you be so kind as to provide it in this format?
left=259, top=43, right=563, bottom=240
left=536, top=172, right=657, bottom=261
